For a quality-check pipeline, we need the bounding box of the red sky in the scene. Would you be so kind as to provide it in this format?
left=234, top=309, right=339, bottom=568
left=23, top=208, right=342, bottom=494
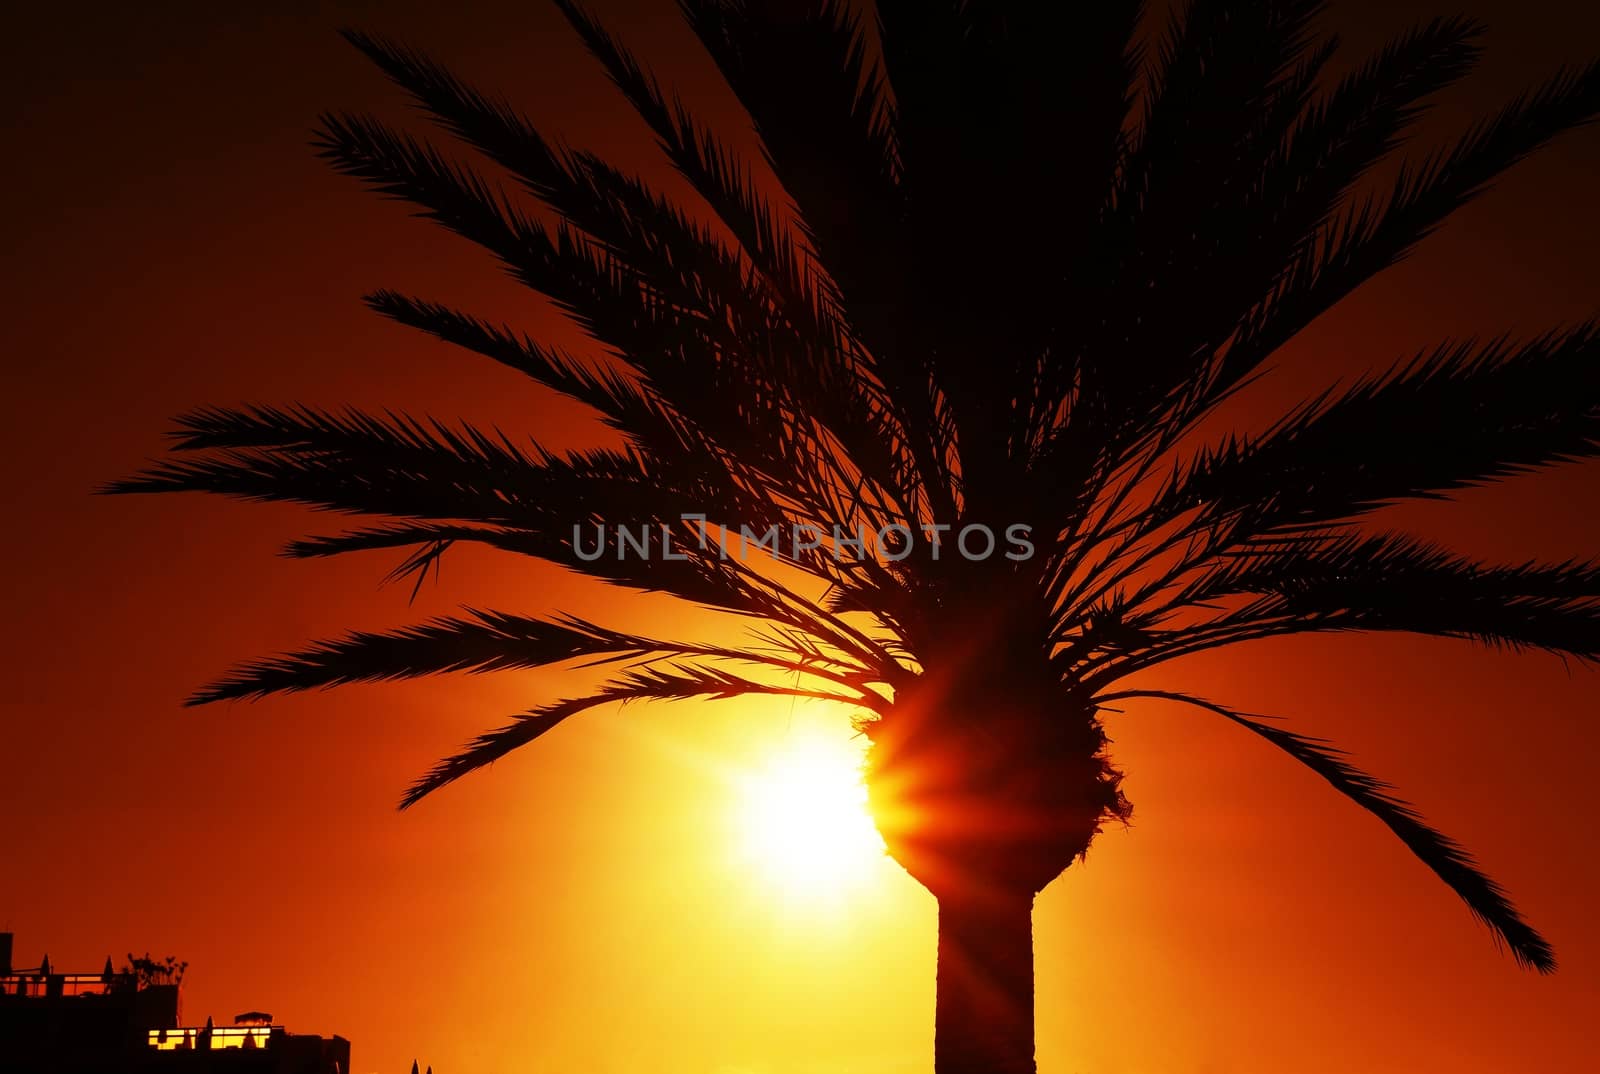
left=5, top=2, right=1600, bottom=1072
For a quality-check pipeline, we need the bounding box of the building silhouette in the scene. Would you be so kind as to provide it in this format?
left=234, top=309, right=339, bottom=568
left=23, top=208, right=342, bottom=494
left=0, top=933, right=350, bottom=1074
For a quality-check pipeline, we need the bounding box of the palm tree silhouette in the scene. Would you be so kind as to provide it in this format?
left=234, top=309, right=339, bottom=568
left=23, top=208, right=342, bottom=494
left=108, top=3, right=1600, bottom=1072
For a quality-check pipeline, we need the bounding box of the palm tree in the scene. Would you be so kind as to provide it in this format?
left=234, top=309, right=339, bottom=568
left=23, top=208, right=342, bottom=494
left=108, top=2, right=1600, bottom=1071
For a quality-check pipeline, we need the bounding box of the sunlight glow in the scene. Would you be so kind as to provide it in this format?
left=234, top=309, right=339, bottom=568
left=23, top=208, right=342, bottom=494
left=737, top=731, right=885, bottom=899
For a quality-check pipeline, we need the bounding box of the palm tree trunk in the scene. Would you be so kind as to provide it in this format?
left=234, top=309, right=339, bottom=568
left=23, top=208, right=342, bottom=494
left=934, top=886, right=1036, bottom=1074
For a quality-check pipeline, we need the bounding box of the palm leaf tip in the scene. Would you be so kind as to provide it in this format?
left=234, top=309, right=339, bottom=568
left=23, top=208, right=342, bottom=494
left=398, top=699, right=586, bottom=810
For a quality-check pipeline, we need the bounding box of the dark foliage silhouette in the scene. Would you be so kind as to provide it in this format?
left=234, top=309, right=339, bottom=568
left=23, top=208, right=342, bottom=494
left=109, top=2, right=1600, bottom=1071
left=116, top=953, right=187, bottom=990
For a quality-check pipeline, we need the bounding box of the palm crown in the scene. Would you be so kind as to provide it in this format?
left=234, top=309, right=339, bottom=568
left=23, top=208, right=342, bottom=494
left=112, top=2, right=1600, bottom=1069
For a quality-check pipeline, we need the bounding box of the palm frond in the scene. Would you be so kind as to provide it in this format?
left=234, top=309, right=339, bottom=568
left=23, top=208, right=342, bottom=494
left=188, top=611, right=633, bottom=703
left=1148, top=324, right=1600, bottom=543
left=1182, top=530, right=1600, bottom=660
left=187, top=608, right=885, bottom=706
left=553, top=0, right=956, bottom=519
left=321, top=100, right=917, bottom=536
left=340, top=29, right=816, bottom=376
left=402, top=663, right=877, bottom=807
left=1085, top=0, right=1327, bottom=404
left=1223, top=57, right=1600, bottom=386
left=1095, top=15, right=1486, bottom=450
left=1095, top=689, right=1555, bottom=972
left=104, top=403, right=725, bottom=525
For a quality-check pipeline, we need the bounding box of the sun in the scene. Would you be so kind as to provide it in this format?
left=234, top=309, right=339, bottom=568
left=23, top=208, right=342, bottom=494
left=736, top=730, right=886, bottom=899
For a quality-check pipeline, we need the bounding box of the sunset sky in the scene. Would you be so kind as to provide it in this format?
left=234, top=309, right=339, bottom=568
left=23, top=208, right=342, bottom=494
left=5, top=2, right=1600, bottom=1072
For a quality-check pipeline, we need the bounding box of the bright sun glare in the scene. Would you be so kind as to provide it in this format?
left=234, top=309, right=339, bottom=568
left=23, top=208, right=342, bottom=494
left=737, top=731, right=886, bottom=898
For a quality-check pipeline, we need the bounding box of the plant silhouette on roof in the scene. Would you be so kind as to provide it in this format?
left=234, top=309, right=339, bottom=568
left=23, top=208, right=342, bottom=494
left=109, top=2, right=1600, bottom=1071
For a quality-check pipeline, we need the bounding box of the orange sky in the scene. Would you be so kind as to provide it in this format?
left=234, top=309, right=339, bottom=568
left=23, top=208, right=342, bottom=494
left=5, top=2, right=1600, bottom=1072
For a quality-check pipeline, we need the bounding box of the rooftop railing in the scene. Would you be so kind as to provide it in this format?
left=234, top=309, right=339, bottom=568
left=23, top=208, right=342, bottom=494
left=0, top=972, right=135, bottom=998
